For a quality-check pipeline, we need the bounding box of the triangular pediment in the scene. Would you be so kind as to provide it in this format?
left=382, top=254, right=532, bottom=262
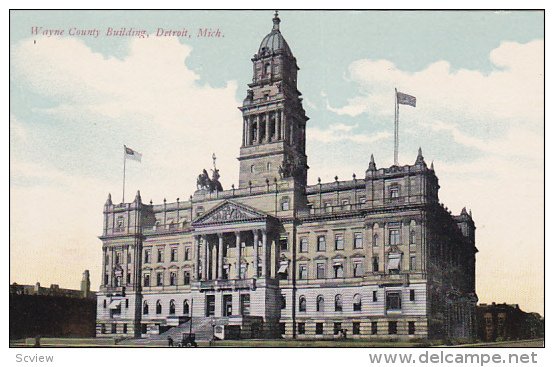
left=192, top=200, right=268, bottom=226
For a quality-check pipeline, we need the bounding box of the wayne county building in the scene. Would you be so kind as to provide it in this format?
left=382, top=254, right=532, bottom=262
left=96, top=13, right=478, bottom=341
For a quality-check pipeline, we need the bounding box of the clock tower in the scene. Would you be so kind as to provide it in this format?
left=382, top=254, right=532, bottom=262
left=238, top=12, right=309, bottom=188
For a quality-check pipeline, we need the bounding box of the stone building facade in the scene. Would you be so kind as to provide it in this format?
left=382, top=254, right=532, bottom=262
left=96, top=13, right=478, bottom=341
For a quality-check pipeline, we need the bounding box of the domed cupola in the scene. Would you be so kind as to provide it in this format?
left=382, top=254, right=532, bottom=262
left=258, top=11, right=293, bottom=57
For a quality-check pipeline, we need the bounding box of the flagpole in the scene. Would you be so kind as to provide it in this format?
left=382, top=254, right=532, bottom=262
left=122, top=146, right=126, bottom=203
left=394, top=88, right=399, bottom=166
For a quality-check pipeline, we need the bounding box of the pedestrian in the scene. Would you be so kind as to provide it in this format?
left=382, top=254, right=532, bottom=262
left=167, top=336, right=174, bottom=347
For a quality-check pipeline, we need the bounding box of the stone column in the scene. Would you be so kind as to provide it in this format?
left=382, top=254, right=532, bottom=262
left=218, top=233, right=224, bottom=279
left=235, top=231, right=241, bottom=279
left=261, top=231, right=267, bottom=278
left=256, top=114, right=260, bottom=144
left=253, top=230, right=260, bottom=278
left=211, top=242, right=217, bottom=280
left=265, top=112, right=270, bottom=142
left=202, top=235, right=208, bottom=280
left=110, top=248, right=115, bottom=286
left=193, top=235, right=200, bottom=280
left=273, top=111, right=278, bottom=141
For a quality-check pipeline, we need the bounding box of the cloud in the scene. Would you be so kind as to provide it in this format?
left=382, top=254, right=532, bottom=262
left=10, top=36, right=243, bottom=290
left=327, top=40, right=544, bottom=127
left=308, top=123, right=391, bottom=144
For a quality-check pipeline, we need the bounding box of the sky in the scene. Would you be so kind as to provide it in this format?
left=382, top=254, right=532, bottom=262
left=9, top=10, right=544, bottom=314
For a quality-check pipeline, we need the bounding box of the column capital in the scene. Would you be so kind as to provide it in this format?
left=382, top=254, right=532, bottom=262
left=217, top=232, right=224, bottom=239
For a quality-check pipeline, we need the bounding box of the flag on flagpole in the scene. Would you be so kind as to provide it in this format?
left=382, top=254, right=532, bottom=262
left=396, top=91, right=417, bottom=107
left=124, top=145, right=142, bottom=162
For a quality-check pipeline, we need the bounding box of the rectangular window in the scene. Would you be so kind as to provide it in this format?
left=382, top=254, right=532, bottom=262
left=315, top=323, right=324, bottom=335
left=223, top=295, right=233, bottom=317
left=354, top=232, right=363, bottom=249
left=184, top=271, right=190, bottom=285
left=333, top=264, right=344, bottom=278
left=388, top=229, right=400, bottom=245
left=104, top=274, right=109, bottom=285
left=206, top=295, right=215, bottom=317
left=169, top=272, right=177, bottom=286
left=324, top=202, right=332, bottom=213
left=144, top=250, right=151, bottom=264
left=298, top=323, right=306, bottom=335
left=101, top=324, right=106, bottom=334
left=127, top=253, right=132, bottom=264
left=333, top=322, right=342, bottom=335
left=279, top=322, right=286, bottom=335
left=144, top=274, right=150, bottom=287
left=358, top=196, right=366, bottom=204
left=353, top=262, right=363, bottom=277
left=317, top=236, right=326, bottom=251
left=280, top=237, right=288, bottom=251
left=408, top=321, right=416, bottom=335
left=184, top=247, right=191, bottom=261
left=157, top=249, right=164, bottom=263
left=126, top=273, right=131, bottom=284
left=388, top=321, right=398, bottom=335
left=111, top=324, right=117, bottom=334
left=156, top=272, right=163, bottom=286
left=389, top=186, right=399, bottom=199
left=353, top=322, right=361, bottom=335
left=371, top=321, right=378, bottom=335
left=410, top=289, right=415, bottom=301
left=372, top=290, right=378, bottom=302
left=300, top=238, right=309, bottom=253
left=372, top=257, right=379, bottom=272
left=386, top=292, right=402, bottom=310
left=240, top=294, right=250, bottom=316
left=170, top=248, right=178, bottom=262
left=299, top=264, right=308, bottom=280
left=316, top=263, right=325, bottom=279
left=410, top=256, right=416, bottom=271
left=335, top=234, right=344, bottom=250
left=123, top=324, right=127, bottom=334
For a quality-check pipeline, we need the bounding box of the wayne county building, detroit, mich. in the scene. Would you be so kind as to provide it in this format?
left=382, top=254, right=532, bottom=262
left=96, top=13, right=478, bottom=342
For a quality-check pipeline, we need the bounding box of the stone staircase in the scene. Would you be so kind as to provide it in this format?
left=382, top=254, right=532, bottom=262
left=151, top=317, right=215, bottom=341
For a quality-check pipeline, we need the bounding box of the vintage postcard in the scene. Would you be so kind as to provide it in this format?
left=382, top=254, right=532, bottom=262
left=9, top=8, right=544, bottom=358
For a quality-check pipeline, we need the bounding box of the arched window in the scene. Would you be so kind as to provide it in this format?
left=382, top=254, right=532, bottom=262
left=353, top=294, right=362, bottom=311
left=143, top=301, right=149, bottom=315
left=335, top=294, right=343, bottom=312
left=316, top=295, right=325, bottom=312
left=169, top=299, right=176, bottom=315
left=373, top=233, right=379, bottom=247
left=183, top=300, right=190, bottom=315
left=251, top=164, right=255, bottom=173
left=299, top=296, right=306, bottom=312
left=156, top=300, right=162, bottom=314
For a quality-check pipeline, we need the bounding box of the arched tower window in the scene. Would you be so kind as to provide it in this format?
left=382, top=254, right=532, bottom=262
left=156, top=300, right=162, bottom=314
left=169, top=299, right=176, bottom=315
left=143, top=301, right=149, bottom=315
left=183, top=300, right=190, bottom=315
left=264, top=63, right=271, bottom=75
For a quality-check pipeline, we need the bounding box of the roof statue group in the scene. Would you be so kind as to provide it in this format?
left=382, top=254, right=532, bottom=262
left=196, top=153, right=223, bottom=193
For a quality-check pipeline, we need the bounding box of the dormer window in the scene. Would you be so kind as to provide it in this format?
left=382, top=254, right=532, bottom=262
left=389, top=185, right=400, bottom=199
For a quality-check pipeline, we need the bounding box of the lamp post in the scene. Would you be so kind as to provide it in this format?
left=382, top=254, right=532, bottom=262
left=211, top=318, right=216, bottom=345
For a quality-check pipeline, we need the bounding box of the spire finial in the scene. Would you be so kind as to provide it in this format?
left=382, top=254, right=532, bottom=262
left=272, top=10, right=281, bottom=31
left=415, top=147, right=425, bottom=165
left=430, top=160, right=435, bottom=171
left=367, top=154, right=377, bottom=172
